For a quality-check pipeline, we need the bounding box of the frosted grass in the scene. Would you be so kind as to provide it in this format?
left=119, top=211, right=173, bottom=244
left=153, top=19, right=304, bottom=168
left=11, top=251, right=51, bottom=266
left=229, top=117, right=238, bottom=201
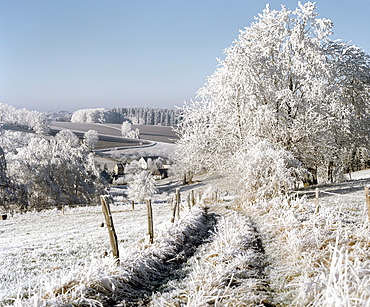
left=0, top=201, right=173, bottom=305
left=243, top=193, right=370, bottom=306
left=150, top=209, right=271, bottom=306
left=13, top=205, right=214, bottom=306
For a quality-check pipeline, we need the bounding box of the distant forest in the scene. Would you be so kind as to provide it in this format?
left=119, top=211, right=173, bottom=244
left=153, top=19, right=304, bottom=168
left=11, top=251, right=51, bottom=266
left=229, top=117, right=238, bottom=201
left=112, top=107, right=180, bottom=126
left=67, top=107, right=181, bottom=126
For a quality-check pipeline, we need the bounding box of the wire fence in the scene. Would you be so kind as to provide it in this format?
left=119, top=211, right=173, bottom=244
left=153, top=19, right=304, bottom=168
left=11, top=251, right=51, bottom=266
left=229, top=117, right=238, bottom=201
left=0, top=191, right=194, bottom=256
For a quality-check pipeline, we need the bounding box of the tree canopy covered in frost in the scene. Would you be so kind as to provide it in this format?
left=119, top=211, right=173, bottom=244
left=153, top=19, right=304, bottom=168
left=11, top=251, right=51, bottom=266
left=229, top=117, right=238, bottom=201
left=0, top=103, right=50, bottom=134
left=71, top=108, right=122, bottom=124
left=0, top=146, right=15, bottom=209
left=126, top=170, right=157, bottom=203
left=176, top=2, right=370, bottom=196
left=83, top=129, right=99, bottom=151
left=3, top=131, right=106, bottom=209
left=113, top=106, right=180, bottom=126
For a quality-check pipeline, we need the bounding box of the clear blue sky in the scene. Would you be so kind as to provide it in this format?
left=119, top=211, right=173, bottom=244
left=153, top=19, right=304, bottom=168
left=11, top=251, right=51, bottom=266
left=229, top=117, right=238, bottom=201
left=0, top=1, right=369, bottom=112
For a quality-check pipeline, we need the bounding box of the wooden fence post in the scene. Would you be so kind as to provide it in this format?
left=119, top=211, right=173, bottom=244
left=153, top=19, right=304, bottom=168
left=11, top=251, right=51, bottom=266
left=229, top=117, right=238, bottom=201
left=315, top=188, right=319, bottom=214
left=101, top=195, right=120, bottom=264
left=171, top=195, right=176, bottom=223
left=146, top=199, right=154, bottom=244
left=175, top=188, right=181, bottom=220
left=198, top=191, right=202, bottom=204
left=131, top=200, right=135, bottom=210
left=365, top=187, right=370, bottom=222
left=191, top=190, right=195, bottom=207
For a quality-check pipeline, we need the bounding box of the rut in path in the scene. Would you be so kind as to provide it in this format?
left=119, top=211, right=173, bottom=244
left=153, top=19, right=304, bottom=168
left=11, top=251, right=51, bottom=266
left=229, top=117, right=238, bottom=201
left=149, top=207, right=275, bottom=306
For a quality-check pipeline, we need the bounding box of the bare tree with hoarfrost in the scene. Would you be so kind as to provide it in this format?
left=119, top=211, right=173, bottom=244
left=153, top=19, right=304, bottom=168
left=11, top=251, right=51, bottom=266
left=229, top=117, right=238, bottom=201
left=84, top=130, right=99, bottom=151
left=126, top=170, right=157, bottom=203
left=176, top=2, right=370, bottom=191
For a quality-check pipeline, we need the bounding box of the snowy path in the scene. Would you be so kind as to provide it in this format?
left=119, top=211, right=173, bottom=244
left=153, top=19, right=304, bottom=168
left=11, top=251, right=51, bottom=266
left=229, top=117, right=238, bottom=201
left=149, top=206, right=272, bottom=306
left=23, top=205, right=272, bottom=306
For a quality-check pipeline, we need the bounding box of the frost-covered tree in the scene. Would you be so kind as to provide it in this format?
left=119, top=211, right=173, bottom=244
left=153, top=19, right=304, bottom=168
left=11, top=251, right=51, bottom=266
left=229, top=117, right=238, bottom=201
left=0, top=131, right=36, bottom=154
left=0, top=146, right=27, bottom=210
left=55, top=129, right=80, bottom=147
left=121, top=121, right=140, bottom=139
left=84, top=130, right=99, bottom=151
left=7, top=137, right=106, bottom=208
left=71, top=108, right=123, bottom=124
left=0, top=103, right=50, bottom=134
left=176, top=2, right=370, bottom=187
left=0, top=147, right=11, bottom=208
left=126, top=170, right=157, bottom=203
left=121, top=121, right=132, bottom=137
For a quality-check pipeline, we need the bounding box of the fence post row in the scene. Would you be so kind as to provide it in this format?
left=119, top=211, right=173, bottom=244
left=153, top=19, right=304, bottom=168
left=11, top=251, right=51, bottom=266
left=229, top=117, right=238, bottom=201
left=171, top=188, right=181, bottom=223
left=100, top=195, right=120, bottom=264
left=191, top=190, right=195, bottom=207
left=146, top=199, right=154, bottom=244
left=171, top=194, right=176, bottom=223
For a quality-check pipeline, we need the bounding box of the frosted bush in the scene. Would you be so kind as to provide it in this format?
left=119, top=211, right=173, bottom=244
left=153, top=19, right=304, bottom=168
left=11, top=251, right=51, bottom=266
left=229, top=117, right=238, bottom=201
left=126, top=170, right=157, bottom=203
left=231, top=141, right=304, bottom=200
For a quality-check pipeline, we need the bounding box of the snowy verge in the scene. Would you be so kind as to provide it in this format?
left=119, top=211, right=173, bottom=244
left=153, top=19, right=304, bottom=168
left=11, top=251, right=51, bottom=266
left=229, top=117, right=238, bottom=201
left=241, top=195, right=370, bottom=306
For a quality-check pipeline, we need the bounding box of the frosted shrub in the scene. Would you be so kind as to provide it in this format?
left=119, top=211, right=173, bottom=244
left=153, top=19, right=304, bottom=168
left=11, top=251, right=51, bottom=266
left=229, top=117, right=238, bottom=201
left=231, top=141, right=304, bottom=200
left=126, top=170, right=157, bottom=203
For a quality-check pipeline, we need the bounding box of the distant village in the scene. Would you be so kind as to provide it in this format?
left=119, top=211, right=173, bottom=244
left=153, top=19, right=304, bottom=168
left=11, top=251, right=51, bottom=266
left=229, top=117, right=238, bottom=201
left=101, top=155, right=171, bottom=185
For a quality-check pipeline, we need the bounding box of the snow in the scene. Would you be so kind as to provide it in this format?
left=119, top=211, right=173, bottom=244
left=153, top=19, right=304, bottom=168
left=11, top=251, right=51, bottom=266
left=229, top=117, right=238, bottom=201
left=0, top=201, right=173, bottom=303
left=2, top=168, right=370, bottom=305
left=345, top=168, right=370, bottom=181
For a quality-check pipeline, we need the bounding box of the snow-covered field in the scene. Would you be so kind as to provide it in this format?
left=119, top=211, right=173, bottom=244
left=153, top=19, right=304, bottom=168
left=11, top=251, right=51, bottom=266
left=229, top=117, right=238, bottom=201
left=0, top=198, right=174, bottom=305
left=2, top=169, right=370, bottom=306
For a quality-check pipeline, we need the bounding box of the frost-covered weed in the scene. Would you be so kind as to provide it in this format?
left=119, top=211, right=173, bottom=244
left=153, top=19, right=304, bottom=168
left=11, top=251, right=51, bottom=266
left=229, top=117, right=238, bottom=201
left=242, top=195, right=370, bottom=306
